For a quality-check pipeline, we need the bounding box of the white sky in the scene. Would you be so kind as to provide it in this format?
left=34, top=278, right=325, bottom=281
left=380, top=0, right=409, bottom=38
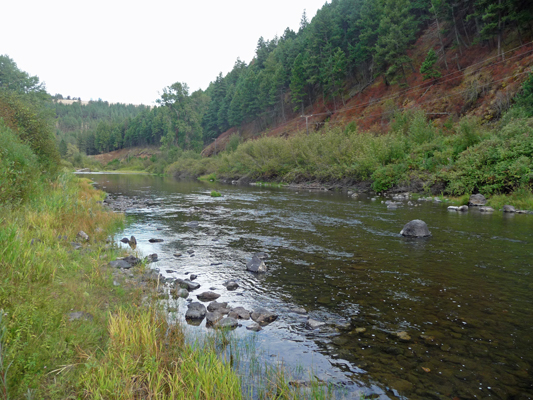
left=2, top=0, right=328, bottom=105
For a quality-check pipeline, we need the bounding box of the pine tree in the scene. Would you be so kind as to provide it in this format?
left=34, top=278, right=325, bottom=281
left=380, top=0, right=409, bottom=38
left=420, top=48, right=442, bottom=80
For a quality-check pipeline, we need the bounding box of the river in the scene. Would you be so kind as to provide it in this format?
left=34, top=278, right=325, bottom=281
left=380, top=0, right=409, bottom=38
left=83, top=173, right=533, bottom=400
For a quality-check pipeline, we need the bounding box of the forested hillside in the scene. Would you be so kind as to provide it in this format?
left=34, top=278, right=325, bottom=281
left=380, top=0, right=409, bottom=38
left=76, top=0, right=532, bottom=158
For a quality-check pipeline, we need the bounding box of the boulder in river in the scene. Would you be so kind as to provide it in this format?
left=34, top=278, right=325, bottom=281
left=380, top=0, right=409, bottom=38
left=228, top=307, right=251, bottom=320
left=120, top=237, right=129, bottom=243
left=468, top=194, right=487, bottom=206
left=185, top=302, right=206, bottom=320
left=503, top=205, right=516, bottom=213
left=457, top=205, right=469, bottom=212
left=149, top=238, right=164, bottom=243
left=400, top=220, right=431, bottom=238
left=207, top=301, right=230, bottom=314
left=226, top=281, right=239, bottom=291
left=197, top=291, right=220, bottom=302
left=175, top=279, right=200, bottom=291
left=246, top=255, right=267, bottom=273
left=206, top=312, right=224, bottom=326
left=251, top=307, right=278, bottom=326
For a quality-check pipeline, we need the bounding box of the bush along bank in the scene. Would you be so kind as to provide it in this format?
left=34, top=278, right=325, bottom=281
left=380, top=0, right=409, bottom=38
left=166, top=106, right=533, bottom=209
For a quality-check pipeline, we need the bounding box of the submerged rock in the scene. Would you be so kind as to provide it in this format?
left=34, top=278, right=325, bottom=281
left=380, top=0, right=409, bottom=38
left=400, top=220, right=431, bottom=238
left=246, top=255, right=267, bottom=273
left=469, top=194, right=487, bottom=206
left=215, top=317, right=239, bottom=330
left=185, top=302, right=206, bottom=320
left=306, top=319, right=326, bottom=329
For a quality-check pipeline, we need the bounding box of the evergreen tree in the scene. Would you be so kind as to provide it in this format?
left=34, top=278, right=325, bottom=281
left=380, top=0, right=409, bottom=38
left=420, top=48, right=442, bottom=80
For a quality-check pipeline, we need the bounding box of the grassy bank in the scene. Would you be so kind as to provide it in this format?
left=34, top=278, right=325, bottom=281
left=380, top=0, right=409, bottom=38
left=165, top=107, right=533, bottom=207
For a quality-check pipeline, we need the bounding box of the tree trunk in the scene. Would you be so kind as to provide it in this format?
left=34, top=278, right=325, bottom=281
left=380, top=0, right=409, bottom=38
left=432, top=1, right=449, bottom=70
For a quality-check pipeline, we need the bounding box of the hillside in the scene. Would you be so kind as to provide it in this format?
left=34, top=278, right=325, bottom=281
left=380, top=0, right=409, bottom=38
left=201, top=23, right=533, bottom=156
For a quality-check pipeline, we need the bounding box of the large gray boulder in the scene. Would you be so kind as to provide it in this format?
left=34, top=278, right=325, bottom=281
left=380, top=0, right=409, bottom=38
left=400, top=220, right=431, bottom=238
left=228, top=307, right=251, bottom=320
left=207, top=301, right=230, bottom=314
left=185, top=302, right=206, bottom=320
left=206, top=312, right=224, bottom=326
left=468, top=194, right=487, bottom=206
left=215, top=317, right=239, bottom=330
left=246, top=255, right=267, bottom=273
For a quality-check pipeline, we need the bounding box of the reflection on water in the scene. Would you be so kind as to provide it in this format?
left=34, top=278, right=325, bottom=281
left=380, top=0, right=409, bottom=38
left=84, top=173, right=533, bottom=400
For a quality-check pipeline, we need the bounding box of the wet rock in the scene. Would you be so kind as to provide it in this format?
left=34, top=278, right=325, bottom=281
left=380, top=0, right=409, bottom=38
left=206, top=312, right=224, bottom=326
left=145, top=254, right=158, bottom=263
left=469, top=194, right=487, bottom=206
left=210, top=262, right=222, bottom=266
left=197, top=291, right=220, bottom=302
left=175, top=279, right=200, bottom=291
left=185, top=302, right=206, bottom=320
left=209, top=287, right=217, bottom=291
left=246, top=255, right=267, bottom=273
left=120, top=237, right=129, bottom=243
left=173, top=253, right=182, bottom=257
left=187, top=249, right=195, bottom=254
left=503, top=205, right=516, bottom=213
left=215, top=317, right=239, bottom=330
left=228, top=307, right=251, bottom=320
left=69, top=311, right=93, bottom=322
left=207, top=301, right=230, bottom=314
left=251, top=307, right=278, bottom=326
left=479, top=207, right=495, bottom=212
left=149, top=238, right=164, bottom=243
left=447, top=206, right=458, bottom=211
left=306, top=319, right=326, bottom=329
left=400, top=220, right=431, bottom=238
left=129, top=236, right=137, bottom=245
left=77, top=231, right=89, bottom=242
left=355, top=327, right=367, bottom=334
left=189, top=274, right=197, bottom=281
left=246, top=323, right=262, bottom=332
left=226, top=281, right=239, bottom=291
left=457, top=205, right=469, bottom=212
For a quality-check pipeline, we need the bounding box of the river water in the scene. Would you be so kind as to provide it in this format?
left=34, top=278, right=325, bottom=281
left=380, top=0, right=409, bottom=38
left=84, top=173, right=533, bottom=400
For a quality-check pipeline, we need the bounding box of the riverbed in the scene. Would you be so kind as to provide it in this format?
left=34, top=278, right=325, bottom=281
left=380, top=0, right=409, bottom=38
left=83, top=173, right=533, bottom=400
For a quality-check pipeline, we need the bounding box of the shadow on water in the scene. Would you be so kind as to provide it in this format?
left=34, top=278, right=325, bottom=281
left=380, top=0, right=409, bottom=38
left=84, top=173, right=533, bottom=400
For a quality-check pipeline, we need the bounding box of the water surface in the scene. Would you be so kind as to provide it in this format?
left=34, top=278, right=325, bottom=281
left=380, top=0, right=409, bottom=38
left=85, top=173, right=533, bottom=400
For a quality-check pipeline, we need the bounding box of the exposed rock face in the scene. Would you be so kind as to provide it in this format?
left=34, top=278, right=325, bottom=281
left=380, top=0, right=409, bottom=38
left=185, top=302, right=206, bottom=320
left=503, top=205, right=516, bottom=213
left=251, top=307, right=278, bottom=326
left=215, top=317, right=239, bottom=330
left=228, top=307, right=251, bottom=320
left=400, top=220, right=431, bottom=238
left=246, top=255, right=267, bottom=273
left=196, top=291, right=220, bottom=302
left=469, top=194, right=487, bottom=206
left=175, top=279, right=201, bottom=291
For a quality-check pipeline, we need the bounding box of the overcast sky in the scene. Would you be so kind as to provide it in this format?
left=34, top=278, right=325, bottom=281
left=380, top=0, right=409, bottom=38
left=2, top=0, right=328, bottom=105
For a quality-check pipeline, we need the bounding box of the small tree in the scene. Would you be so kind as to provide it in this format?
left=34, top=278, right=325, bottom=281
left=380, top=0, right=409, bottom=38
left=420, top=49, right=442, bottom=80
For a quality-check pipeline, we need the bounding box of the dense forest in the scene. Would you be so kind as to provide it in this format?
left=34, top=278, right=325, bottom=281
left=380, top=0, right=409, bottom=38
left=58, top=0, right=532, bottom=156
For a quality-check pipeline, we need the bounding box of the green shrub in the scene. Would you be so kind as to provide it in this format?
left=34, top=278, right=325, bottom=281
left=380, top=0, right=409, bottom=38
left=210, top=190, right=221, bottom=197
left=0, top=119, right=40, bottom=204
